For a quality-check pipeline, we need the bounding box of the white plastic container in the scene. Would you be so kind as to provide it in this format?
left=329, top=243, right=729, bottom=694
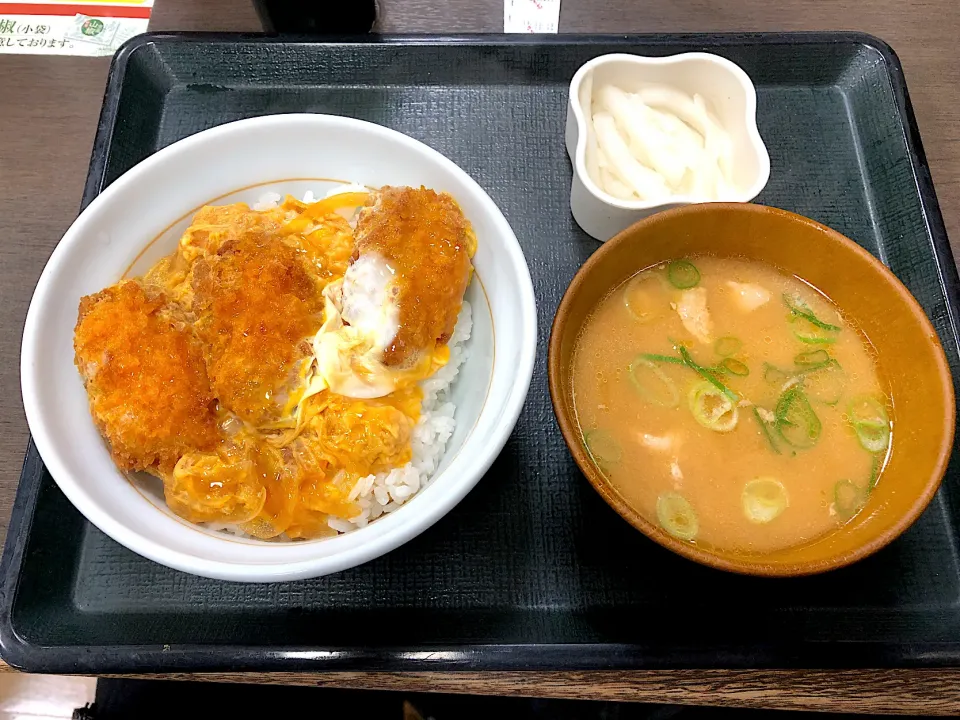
left=566, top=53, right=771, bottom=241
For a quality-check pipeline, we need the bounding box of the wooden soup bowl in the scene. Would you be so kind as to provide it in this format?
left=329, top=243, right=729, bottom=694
left=548, top=203, right=955, bottom=576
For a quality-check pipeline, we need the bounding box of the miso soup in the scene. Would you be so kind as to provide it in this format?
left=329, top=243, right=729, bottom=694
left=572, top=257, right=892, bottom=554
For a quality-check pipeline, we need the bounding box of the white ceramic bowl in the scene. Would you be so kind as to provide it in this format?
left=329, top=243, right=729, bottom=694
left=565, top=52, right=771, bottom=241
left=21, top=114, right=537, bottom=582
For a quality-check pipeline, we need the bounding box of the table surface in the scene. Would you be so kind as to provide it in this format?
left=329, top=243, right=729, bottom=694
left=3, top=0, right=960, bottom=713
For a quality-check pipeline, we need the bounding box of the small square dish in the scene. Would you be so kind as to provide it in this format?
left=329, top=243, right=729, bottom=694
left=565, top=52, right=770, bottom=240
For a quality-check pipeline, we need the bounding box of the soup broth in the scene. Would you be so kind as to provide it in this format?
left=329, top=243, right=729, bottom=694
left=572, top=257, right=891, bottom=554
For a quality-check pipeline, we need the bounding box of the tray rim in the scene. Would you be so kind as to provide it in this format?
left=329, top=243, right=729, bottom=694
left=3, top=30, right=959, bottom=674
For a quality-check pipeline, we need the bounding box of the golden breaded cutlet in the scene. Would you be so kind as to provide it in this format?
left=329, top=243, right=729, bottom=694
left=191, top=231, right=325, bottom=426
left=354, top=186, right=476, bottom=367
left=73, top=280, right=219, bottom=474
left=178, top=202, right=286, bottom=259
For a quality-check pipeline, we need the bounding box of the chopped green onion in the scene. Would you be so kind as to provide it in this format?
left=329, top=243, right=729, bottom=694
left=775, top=386, right=821, bottom=448
left=868, top=453, right=883, bottom=491
left=801, top=359, right=846, bottom=405
left=849, top=395, right=891, bottom=453
left=623, top=275, right=661, bottom=323
left=791, top=318, right=837, bottom=345
left=790, top=315, right=839, bottom=344
left=765, top=357, right=844, bottom=404
left=667, top=260, right=701, bottom=289
left=720, top=358, right=750, bottom=376
left=783, top=293, right=841, bottom=331
left=782, top=292, right=812, bottom=315
left=763, top=363, right=793, bottom=388
left=688, top=381, right=739, bottom=432
left=783, top=293, right=841, bottom=344
left=676, top=345, right=738, bottom=402
left=639, top=353, right=685, bottom=366
left=849, top=395, right=889, bottom=426
left=714, top=336, right=743, bottom=357
left=797, top=334, right=838, bottom=345
left=794, top=349, right=831, bottom=368
left=584, top=430, right=622, bottom=469
left=752, top=407, right=781, bottom=454
left=742, top=477, right=789, bottom=524
left=855, top=422, right=890, bottom=453
left=628, top=357, right=680, bottom=407
left=834, top=480, right=868, bottom=518
left=656, top=493, right=699, bottom=541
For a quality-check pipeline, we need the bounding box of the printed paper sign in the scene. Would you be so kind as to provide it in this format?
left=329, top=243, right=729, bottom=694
left=0, top=1, right=153, bottom=56
left=504, top=0, right=560, bottom=33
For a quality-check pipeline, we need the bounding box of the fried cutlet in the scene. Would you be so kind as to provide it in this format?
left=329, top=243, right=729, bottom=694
left=191, top=231, right=325, bottom=426
left=353, top=186, right=476, bottom=367
left=179, top=203, right=286, bottom=261
left=73, top=280, right=219, bottom=474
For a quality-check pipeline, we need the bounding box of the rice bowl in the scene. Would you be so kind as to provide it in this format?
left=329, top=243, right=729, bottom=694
left=21, top=114, right=537, bottom=581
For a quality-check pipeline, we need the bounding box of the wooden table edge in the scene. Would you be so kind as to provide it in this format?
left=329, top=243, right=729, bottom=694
left=2, top=661, right=959, bottom=713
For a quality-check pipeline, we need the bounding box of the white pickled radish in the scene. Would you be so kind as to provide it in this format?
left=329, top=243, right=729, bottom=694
left=599, top=168, right=637, bottom=200
left=587, top=83, right=733, bottom=203
left=592, top=112, right=671, bottom=201
left=638, top=86, right=713, bottom=138
left=640, top=103, right=704, bottom=177
left=644, top=102, right=705, bottom=150
left=596, top=146, right=637, bottom=198
left=597, top=85, right=687, bottom=188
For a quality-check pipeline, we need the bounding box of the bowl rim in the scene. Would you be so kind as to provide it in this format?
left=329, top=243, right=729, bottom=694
left=548, top=201, right=956, bottom=577
left=568, top=52, right=772, bottom=211
left=20, top=113, right=538, bottom=582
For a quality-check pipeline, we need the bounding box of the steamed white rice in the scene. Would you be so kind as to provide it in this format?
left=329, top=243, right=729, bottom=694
left=254, top=189, right=472, bottom=536
left=328, top=300, right=471, bottom=532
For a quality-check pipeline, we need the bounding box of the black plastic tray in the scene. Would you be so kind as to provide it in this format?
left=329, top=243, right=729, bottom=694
left=3, top=33, right=959, bottom=674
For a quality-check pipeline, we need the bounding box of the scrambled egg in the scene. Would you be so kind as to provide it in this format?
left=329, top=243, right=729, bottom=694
left=308, top=272, right=449, bottom=399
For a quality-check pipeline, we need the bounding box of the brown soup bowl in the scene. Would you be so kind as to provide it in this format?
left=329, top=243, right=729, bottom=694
left=548, top=203, right=956, bottom=576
